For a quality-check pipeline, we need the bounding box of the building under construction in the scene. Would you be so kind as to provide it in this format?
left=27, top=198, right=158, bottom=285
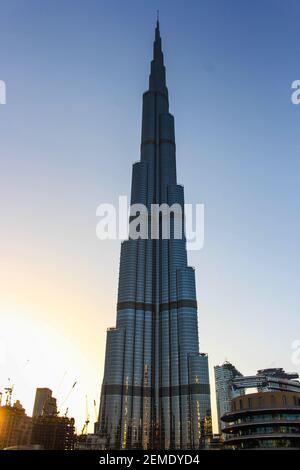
left=0, top=400, right=32, bottom=450
left=31, top=415, right=75, bottom=450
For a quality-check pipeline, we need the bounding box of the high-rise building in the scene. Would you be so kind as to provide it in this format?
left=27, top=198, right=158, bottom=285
left=96, top=20, right=212, bottom=450
left=32, top=388, right=57, bottom=417
left=214, top=361, right=244, bottom=434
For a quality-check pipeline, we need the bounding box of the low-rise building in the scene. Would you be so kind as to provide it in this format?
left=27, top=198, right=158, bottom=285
left=75, top=433, right=106, bottom=450
left=222, top=390, right=300, bottom=449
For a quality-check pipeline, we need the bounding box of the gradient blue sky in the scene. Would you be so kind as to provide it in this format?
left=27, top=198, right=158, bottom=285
left=1, top=0, right=300, bottom=432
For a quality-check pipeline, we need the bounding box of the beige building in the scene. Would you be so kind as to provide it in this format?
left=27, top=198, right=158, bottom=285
left=222, top=390, right=300, bottom=449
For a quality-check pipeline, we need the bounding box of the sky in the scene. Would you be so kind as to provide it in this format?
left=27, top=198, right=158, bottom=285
left=0, top=0, right=300, bottom=434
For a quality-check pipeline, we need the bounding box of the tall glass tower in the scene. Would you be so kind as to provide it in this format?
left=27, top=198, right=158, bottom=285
left=96, top=20, right=212, bottom=450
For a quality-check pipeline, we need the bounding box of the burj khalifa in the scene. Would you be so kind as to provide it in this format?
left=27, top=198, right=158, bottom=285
left=96, top=20, right=212, bottom=450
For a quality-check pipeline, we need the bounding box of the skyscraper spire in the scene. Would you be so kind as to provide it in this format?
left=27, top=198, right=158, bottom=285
left=149, top=17, right=168, bottom=96
left=156, top=10, right=160, bottom=36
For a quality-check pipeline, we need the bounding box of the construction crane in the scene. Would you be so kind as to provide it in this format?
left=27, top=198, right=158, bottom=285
left=4, top=378, right=14, bottom=407
left=56, top=370, right=67, bottom=397
left=81, top=395, right=90, bottom=435
left=93, top=399, right=97, bottom=422
left=2, top=362, right=29, bottom=409
left=59, top=380, right=77, bottom=413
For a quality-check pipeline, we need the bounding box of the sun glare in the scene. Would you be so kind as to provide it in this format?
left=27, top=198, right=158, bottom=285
left=0, top=299, right=92, bottom=432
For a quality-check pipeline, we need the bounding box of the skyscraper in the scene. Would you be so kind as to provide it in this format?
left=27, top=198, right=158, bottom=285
left=96, top=20, right=211, bottom=450
left=32, top=388, right=57, bottom=418
left=214, top=361, right=244, bottom=434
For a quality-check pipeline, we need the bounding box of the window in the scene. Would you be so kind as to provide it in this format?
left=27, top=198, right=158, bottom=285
left=282, top=395, right=287, bottom=406
left=258, top=396, right=264, bottom=408
left=271, top=395, right=276, bottom=407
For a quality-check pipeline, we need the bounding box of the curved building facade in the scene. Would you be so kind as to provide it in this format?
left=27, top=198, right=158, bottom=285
left=96, top=21, right=212, bottom=450
left=222, top=391, right=300, bottom=449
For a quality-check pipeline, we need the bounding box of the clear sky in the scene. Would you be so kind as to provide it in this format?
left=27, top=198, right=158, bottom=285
left=0, top=0, right=300, bottom=433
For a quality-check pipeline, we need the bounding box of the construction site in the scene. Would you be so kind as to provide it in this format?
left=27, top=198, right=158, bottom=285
left=0, top=379, right=92, bottom=450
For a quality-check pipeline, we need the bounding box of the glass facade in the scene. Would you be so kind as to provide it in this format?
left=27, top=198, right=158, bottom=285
left=214, top=361, right=244, bottom=434
left=96, top=21, right=212, bottom=449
